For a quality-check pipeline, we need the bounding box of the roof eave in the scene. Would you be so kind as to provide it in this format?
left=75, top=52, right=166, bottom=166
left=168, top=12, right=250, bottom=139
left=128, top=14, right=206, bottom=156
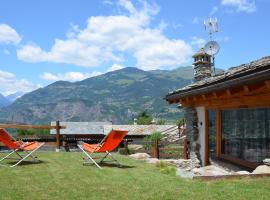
left=166, top=66, right=270, bottom=103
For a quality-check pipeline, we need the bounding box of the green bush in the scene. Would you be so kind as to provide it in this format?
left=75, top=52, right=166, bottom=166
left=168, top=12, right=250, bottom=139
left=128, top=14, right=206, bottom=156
left=16, top=129, right=50, bottom=136
left=157, top=119, right=166, bottom=125
left=143, top=131, right=164, bottom=150
left=176, top=118, right=185, bottom=127
left=150, top=131, right=164, bottom=141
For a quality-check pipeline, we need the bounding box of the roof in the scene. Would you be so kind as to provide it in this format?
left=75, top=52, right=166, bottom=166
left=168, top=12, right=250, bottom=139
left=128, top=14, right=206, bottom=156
left=50, top=122, right=112, bottom=135
left=103, top=125, right=178, bottom=136
left=166, top=56, right=270, bottom=102
left=50, top=122, right=178, bottom=136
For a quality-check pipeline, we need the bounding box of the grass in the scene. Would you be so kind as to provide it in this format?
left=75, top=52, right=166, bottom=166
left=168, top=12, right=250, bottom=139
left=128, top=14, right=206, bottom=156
left=0, top=152, right=269, bottom=200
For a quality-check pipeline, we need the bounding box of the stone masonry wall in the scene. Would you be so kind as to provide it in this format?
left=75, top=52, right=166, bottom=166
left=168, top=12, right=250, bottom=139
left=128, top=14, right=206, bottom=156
left=184, top=107, right=201, bottom=167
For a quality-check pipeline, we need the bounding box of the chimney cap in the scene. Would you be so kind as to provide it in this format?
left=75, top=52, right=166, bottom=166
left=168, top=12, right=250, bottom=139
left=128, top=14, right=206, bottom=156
left=192, top=48, right=211, bottom=58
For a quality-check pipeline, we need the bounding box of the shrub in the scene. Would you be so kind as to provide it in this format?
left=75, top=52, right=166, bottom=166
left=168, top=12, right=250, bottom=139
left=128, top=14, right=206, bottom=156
left=150, top=131, right=164, bottom=141
left=16, top=129, right=50, bottom=136
left=143, top=131, right=164, bottom=150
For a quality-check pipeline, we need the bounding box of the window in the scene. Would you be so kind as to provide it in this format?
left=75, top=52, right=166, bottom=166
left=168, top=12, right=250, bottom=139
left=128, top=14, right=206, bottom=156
left=221, top=108, right=270, bottom=163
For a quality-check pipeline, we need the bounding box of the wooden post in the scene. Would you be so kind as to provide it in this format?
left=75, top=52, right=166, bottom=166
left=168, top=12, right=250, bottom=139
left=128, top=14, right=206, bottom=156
left=153, top=139, right=159, bottom=159
left=124, top=140, right=129, bottom=155
left=56, top=121, right=60, bottom=152
left=183, top=138, right=189, bottom=159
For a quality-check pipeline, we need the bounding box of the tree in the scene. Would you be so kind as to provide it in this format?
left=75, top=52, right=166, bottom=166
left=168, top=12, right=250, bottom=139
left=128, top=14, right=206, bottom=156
left=136, top=110, right=153, bottom=125
left=157, top=119, right=166, bottom=125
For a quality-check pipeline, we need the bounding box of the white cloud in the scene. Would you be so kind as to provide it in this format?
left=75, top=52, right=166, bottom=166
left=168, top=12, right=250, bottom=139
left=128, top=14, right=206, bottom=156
left=17, top=40, right=102, bottom=67
left=41, top=71, right=102, bottom=82
left=210, top=6, right=219, bottom=15
left=106, top=64, right=124, bottom=72
left=17, top=0, right=192, bottom=70
left=0, top=70, right=38, bottom=96
left=0, top=24, right=22, bottom=45
left=191, top=37, right=206, bottom=48
left=221, top=0, right=256, bottom=13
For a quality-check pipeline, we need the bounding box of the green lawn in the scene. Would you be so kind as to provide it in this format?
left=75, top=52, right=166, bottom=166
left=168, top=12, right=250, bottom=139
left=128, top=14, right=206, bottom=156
left=0, top=152, right=269, bottom=200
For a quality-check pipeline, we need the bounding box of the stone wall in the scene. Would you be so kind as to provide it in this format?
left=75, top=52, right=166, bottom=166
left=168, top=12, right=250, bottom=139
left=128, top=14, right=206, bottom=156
left=184, top=107, right=201, bottom=167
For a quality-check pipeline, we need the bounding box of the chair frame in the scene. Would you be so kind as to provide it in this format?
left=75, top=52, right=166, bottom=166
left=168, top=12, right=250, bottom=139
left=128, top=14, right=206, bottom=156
left=0, top=143, right=45, bottom=167
left=0, top=129, right=45, bottom=167
left=77, top=130, right=127, bottom=169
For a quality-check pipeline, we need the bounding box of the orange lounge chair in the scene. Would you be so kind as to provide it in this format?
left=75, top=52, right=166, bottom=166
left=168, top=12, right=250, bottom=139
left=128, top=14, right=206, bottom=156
left=0, top=129, right=44, bottom=167
left=77, top=129, right=128, bottom=169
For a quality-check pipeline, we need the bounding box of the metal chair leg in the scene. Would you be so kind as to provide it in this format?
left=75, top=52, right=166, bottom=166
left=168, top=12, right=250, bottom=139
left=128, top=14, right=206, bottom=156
left=78, top=145, right=102, bottom=169
left=10, top=143, right=44, bottom=168
left=0, top=150, right=17, bottom=162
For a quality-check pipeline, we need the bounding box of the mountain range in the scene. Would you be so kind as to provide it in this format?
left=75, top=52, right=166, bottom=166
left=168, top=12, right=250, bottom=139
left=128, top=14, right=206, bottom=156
left=0, top=93, right=10, bottom=108
left=0, top=92, right=24, bottom=108
left=0, top=66, right=195, bottom=124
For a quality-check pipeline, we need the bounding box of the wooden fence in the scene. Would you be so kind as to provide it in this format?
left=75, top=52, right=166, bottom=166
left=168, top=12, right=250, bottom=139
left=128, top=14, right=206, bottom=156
left=0, top=122, right=190, bottom=158
left=0, top=121, right=66, bottom=150
left=124, top=138, right=188, bottom=159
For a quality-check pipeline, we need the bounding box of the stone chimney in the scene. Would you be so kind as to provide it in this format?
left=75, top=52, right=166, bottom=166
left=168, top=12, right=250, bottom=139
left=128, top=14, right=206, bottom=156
left=192, top=48, right=212, bottom=82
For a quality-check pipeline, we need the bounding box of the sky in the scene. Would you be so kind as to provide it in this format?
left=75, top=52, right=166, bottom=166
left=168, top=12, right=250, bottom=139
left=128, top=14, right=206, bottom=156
left=0, top=0, right=269, bottom=96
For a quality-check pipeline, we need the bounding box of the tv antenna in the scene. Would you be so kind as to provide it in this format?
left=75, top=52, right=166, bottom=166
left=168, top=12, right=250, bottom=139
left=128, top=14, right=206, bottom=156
left=204, top=18, right=220, bottom=74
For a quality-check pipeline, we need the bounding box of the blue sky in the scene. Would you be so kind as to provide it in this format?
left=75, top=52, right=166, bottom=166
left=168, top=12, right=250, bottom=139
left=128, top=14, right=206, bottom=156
left=0, top=0, right=269, bottom=95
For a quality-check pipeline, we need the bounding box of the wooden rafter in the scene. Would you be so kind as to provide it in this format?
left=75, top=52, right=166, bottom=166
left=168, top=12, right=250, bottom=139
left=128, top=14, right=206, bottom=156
left=243, top=85, right=250, bottom=94
left=226, top=89, right=232, bottom=96
left=265, top=80, right=270, bottom=89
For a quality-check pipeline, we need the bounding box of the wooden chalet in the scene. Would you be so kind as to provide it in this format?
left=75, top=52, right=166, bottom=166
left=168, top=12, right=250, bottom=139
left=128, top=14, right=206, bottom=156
left=166, top=49, right=270, bottom=169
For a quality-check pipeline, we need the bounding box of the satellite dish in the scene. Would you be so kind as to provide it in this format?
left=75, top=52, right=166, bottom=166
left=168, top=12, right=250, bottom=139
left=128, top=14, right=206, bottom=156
left=204, top=41, right=220, bottom=56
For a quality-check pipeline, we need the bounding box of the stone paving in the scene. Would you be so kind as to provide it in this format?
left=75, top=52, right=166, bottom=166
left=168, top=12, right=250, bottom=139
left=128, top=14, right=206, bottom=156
left=129, top=153, right=270, bottom=179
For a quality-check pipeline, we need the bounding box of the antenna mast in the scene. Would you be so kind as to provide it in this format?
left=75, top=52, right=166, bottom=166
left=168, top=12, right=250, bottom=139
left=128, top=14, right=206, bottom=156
left=204, top=18, right=220, bottom=74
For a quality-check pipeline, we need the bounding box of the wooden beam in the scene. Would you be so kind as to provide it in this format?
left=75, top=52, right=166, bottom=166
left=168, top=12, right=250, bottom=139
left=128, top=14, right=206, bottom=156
left=194, top=173, right=270, bottom=181
left=181, top=98, right=186, bottom=104
left=202, top=94, right=207, bottom=100
left=226, top=89, right=232, bottom=96
left=0, top=123, right=66, bottom=130
left=243, top=85, right=250, bottom=94
left=265, top=80, right=270, bottom=89
left=193, top=96, right=197, bottom=102
left=212, top=92, right=218, bottom=98
left=183, top=90, right=270, bottom=108
left=218, top=154, right=258, bottom=169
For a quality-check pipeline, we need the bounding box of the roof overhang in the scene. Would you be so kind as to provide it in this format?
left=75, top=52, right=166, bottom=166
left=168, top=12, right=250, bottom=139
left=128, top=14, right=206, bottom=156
left=166, top=62, right=270, bottom=104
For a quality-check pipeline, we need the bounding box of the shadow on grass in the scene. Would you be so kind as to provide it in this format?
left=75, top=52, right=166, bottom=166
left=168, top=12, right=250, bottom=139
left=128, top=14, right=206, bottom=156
left=5, top=160, right=46, bottom=166
left=83, top=162, right=136, bottom=169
